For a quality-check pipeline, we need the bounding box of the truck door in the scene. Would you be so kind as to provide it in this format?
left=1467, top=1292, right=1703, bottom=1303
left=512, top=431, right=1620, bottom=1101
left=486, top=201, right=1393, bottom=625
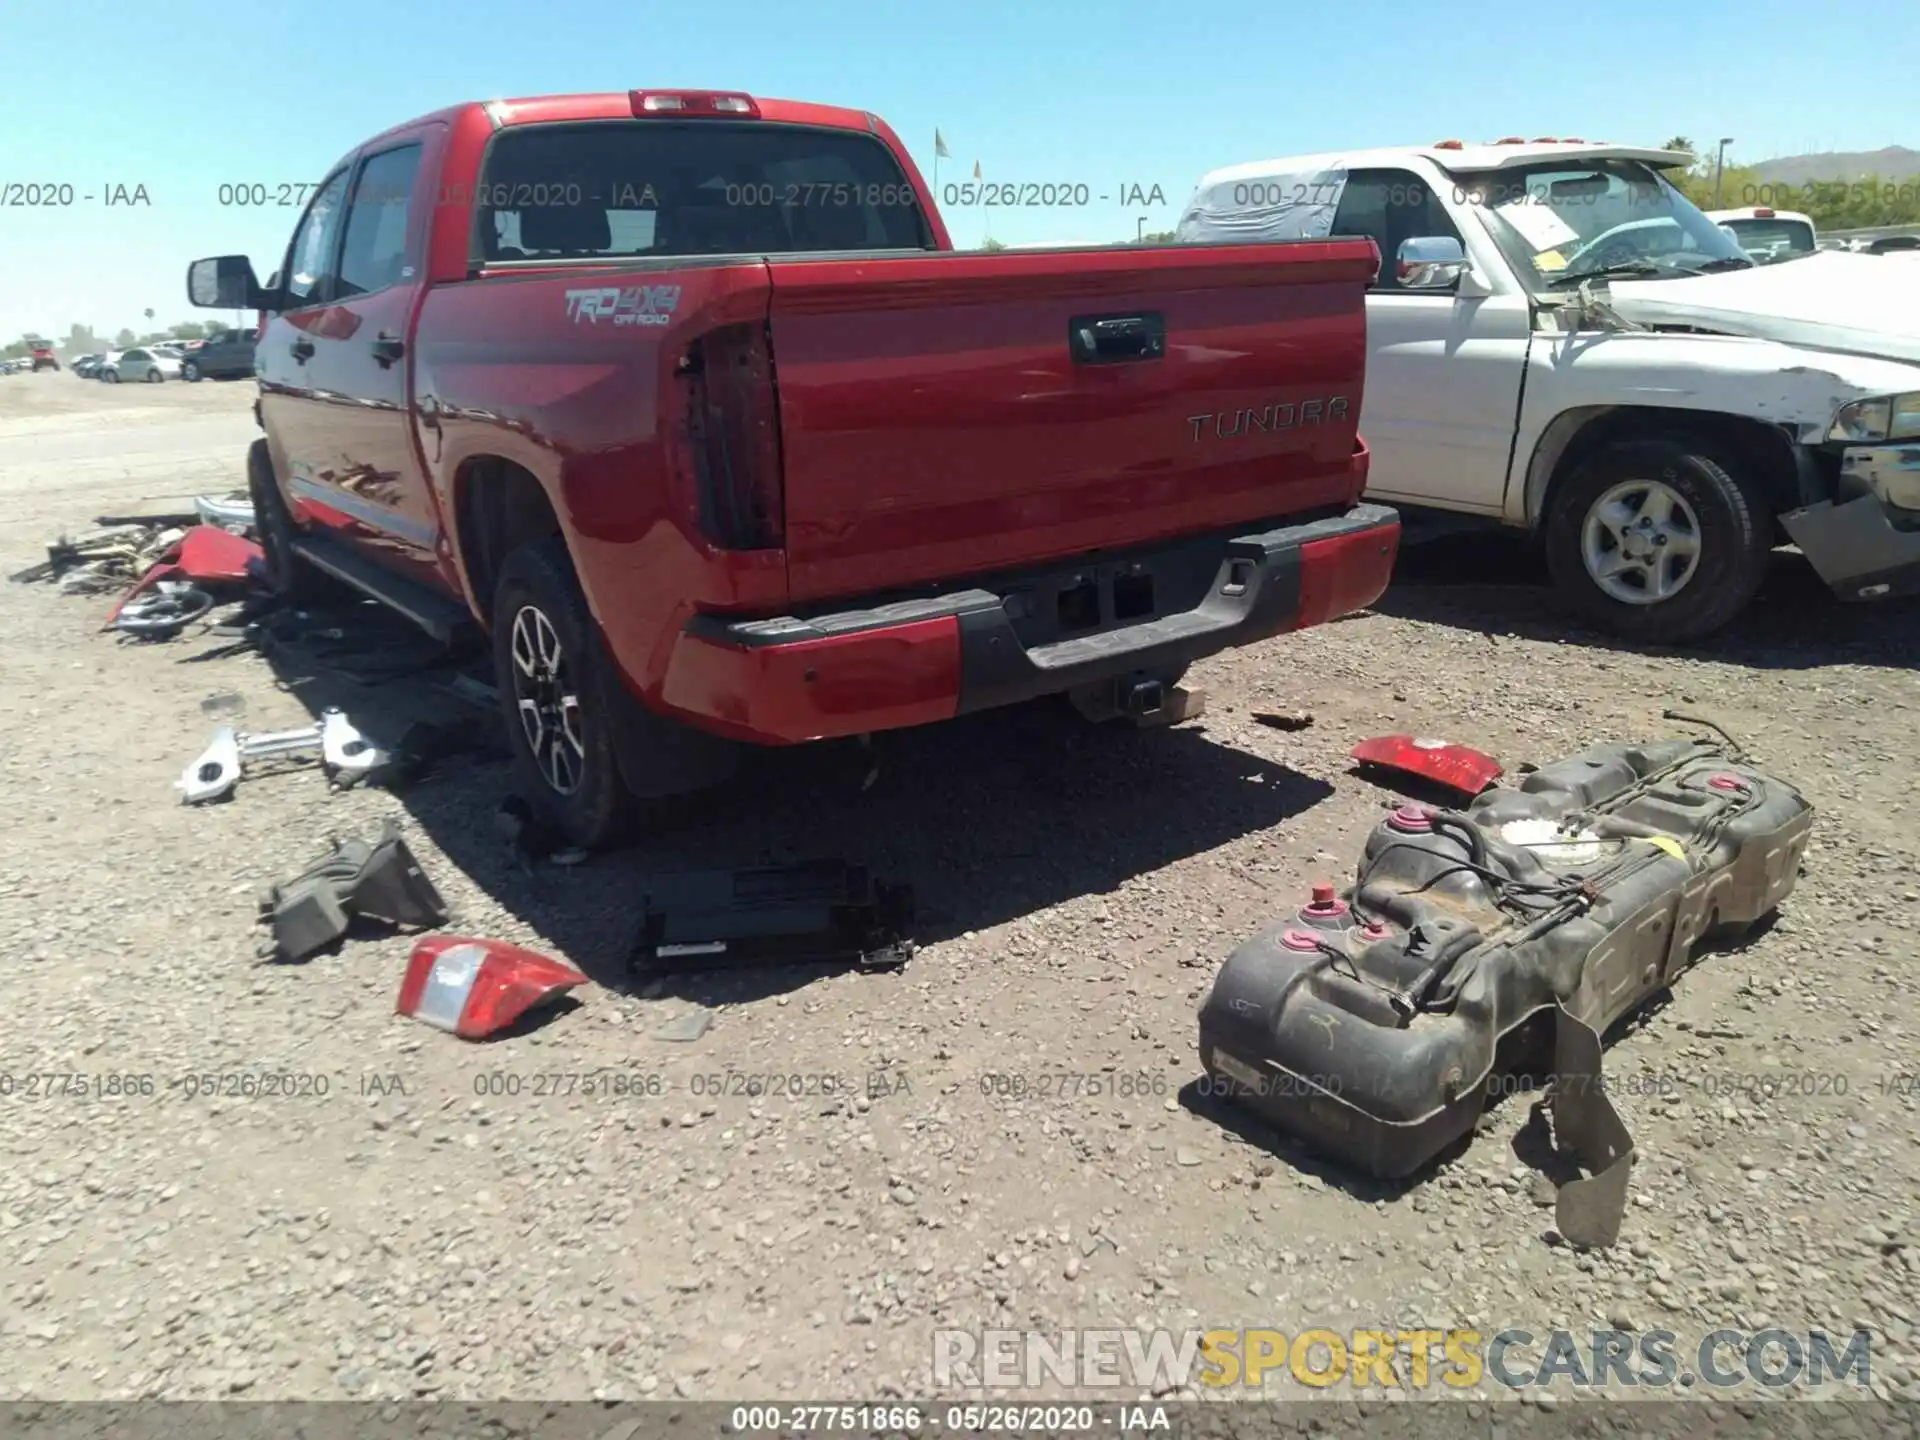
left=283, top=133, right=445, bottom=588
left=258, top=166, right=353, bottom=536
left=1333, top=168, right=1530, bottom=514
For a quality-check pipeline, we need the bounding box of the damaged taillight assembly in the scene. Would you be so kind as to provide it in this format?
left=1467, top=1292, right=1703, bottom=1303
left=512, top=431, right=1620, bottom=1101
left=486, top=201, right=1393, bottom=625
left=397, top=936, right=589, bottom=1039
left=1349, top=733, right=1505, bottom=798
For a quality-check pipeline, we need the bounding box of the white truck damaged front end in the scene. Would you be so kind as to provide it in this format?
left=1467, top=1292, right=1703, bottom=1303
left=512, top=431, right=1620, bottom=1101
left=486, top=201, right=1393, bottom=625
left=1176, top=141, right=1920, bottom=633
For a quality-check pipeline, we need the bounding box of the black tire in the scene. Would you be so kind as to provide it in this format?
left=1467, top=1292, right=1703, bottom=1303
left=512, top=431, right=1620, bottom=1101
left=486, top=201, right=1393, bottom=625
left=146, top=367, right=163, bottom=383
left=104, top=370, right=120, bottom=384
left=246, top=438, right=329, bottom=603
left=1543, top=436, right=1771, bottom=644
left=183, top=361, right=201, bottom=382
left=490, top=536, right=635, bottom=852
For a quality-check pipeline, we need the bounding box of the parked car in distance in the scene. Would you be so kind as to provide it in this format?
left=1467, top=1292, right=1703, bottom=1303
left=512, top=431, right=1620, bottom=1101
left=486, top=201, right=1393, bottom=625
left=187, top=85, right=1402, bottom=852
left=29, top=343, right=60, bottom=372
left=181, top=327, right=257, bottom=380
left=1705, top=206, right=1817, bottom=263
left=1178, top=138, right=1920, bottom=641
left=68, top=353, right=102, bottom=377
left=100, top=348, right=182, bottom=383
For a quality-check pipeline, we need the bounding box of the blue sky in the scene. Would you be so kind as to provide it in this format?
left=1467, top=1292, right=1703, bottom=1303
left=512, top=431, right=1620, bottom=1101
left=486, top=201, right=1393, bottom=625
left=1, top=0, right=1908, bottom=340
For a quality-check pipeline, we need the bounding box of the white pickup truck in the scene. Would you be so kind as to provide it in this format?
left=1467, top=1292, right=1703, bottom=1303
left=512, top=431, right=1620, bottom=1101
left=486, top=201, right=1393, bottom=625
left=1177, top=140, right=1920, bottom=641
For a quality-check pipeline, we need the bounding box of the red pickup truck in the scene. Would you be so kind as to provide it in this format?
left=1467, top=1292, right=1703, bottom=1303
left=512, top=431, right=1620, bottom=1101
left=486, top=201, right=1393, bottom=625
left=186, top=89, right=1399, bottom=850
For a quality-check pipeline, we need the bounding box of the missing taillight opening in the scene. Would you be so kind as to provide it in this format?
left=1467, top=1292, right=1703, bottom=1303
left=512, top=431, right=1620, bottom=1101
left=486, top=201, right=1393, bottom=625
left=680, top=325, right=784, bottom=550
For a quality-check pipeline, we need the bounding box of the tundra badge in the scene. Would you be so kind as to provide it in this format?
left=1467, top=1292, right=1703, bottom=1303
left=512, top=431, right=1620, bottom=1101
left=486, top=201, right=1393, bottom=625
left=1189, top=397, right=1349, bottom=442
left=565, top=284, right=684, bottom=327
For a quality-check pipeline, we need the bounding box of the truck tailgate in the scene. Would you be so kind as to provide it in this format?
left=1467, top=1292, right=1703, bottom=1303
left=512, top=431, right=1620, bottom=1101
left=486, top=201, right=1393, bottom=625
left=767, top=240, right=1377, bottom=603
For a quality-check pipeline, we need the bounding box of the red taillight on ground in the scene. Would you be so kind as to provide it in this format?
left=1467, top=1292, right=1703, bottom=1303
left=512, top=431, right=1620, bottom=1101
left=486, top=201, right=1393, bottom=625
left=678, top=324, right=785, bottom=550
left=396, top=936, right=588, bottom=1039
left=1349, top=735, right=1505, bottom=798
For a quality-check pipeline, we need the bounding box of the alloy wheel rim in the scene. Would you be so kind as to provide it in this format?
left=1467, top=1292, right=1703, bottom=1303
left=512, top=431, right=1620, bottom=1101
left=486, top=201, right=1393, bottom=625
left=1580, top=478, right=1703, bottom=605
left=509, top=604, right=585, bottom=796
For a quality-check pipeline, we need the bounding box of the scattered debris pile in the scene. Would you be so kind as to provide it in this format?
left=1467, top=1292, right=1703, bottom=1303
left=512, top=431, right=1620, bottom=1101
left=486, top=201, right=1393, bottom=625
left=1198, top=729, right=1814, bottom=1249
left=10, top=497, right=264, bottom=642
left=10, top=522, right=192, bottom=595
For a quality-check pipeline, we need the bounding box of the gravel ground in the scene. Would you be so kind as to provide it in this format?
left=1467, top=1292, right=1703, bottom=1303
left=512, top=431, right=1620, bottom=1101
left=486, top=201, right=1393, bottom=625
left=1, top=369, right=1918, bottom=1414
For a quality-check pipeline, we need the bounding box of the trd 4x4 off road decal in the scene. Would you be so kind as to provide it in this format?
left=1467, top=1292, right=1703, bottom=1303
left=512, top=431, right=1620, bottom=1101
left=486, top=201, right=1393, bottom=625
left=565, top=285, right=683, bottom=327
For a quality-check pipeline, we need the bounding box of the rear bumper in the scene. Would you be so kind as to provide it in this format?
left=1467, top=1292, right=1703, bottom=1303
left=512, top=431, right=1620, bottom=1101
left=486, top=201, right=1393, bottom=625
left=660, top=503, right=1401, bottom=745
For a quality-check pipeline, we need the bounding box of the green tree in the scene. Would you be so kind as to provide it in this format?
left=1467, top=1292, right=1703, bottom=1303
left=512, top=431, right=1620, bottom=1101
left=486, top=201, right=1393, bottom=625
left=113, top=328, right=137, bottom=348
left=981, top=237, right=1007, bottom=251
left=1671, top=162, right=1920, bottom=229
left=169, top=320, right=208, bottom=340
left=1135, top=229, right=1176, bottom=243
left=66, top=323, right=98, bottom=354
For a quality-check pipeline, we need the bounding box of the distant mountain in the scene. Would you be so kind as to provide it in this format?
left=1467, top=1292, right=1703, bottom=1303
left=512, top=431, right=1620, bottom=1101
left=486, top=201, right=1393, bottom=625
left=1747, top=147, right=1920, bottom=184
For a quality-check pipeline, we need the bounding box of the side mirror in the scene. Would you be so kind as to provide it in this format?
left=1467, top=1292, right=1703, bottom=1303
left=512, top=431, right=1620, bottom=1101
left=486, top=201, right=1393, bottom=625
left=187, top=255, right=273, bottom=312
left=1396, top=235, right=1469, bottom=290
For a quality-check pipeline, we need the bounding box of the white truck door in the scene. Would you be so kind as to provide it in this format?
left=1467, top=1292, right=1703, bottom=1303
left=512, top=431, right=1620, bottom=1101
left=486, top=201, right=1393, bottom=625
left=1333, top=168, right=1530, bottom=514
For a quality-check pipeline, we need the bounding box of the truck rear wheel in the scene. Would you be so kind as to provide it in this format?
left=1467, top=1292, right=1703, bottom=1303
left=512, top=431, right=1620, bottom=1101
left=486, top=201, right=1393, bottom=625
left=490, top=537, right=634, bottom=853
left=246, top=439, right=330, bottom=604
left=1543, top=437, right=1772, bottom=644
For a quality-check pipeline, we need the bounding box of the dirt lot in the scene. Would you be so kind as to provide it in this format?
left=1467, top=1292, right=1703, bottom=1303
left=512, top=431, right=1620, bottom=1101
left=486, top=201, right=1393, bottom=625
left=1, top=368, right=1918, bottom=1414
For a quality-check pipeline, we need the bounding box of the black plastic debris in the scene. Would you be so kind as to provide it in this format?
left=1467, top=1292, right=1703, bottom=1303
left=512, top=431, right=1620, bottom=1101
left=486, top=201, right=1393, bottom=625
left=630, top=861, right=915, bottom=976
left=257, top=820, right=451, bottom=962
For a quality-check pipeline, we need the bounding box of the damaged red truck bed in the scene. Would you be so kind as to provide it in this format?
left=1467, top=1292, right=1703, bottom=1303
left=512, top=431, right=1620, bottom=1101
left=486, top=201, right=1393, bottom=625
left=187, top=88, right=1400, bottom=848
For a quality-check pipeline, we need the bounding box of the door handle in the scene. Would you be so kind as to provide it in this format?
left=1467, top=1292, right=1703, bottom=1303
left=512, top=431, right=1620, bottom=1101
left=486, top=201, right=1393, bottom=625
left=371, top=333, right=405, bottom=367
left=289, top=337, right=315, bottom=363
left=1068, top=312, right=1166, bottom=365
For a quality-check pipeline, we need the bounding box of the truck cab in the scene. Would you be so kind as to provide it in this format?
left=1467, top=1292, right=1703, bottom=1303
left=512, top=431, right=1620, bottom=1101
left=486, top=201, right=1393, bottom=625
left=1178, top=139, right=1920, bottom=641
left=1705, top=206, right=1817, bottom=264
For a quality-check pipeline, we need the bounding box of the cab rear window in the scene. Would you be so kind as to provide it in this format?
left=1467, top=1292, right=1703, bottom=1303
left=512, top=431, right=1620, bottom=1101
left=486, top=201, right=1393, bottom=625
left=473, top=120, right=935, bottom=263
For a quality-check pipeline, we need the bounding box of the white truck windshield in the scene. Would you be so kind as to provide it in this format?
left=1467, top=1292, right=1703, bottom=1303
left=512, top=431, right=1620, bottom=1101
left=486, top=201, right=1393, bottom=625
left=1458, top=160, right=1752, bottom=288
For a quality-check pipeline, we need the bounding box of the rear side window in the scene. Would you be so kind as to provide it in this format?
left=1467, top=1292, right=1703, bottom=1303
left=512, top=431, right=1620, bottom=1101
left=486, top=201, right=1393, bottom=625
left=473, top=120, right=934, bottom=263
left=338, top=144, right=424, bottom=296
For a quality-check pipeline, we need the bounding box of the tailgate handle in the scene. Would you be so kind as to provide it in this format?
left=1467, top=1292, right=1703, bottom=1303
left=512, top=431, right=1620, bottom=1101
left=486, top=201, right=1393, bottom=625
left=1069, top=313, right=1165, bottom=365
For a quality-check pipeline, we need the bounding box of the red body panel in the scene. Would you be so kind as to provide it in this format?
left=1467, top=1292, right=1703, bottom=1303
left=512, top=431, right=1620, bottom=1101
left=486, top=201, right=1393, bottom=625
left=250, top=88, right=1394, bottom=747
left=766, top=243, right=1373, bottom=602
